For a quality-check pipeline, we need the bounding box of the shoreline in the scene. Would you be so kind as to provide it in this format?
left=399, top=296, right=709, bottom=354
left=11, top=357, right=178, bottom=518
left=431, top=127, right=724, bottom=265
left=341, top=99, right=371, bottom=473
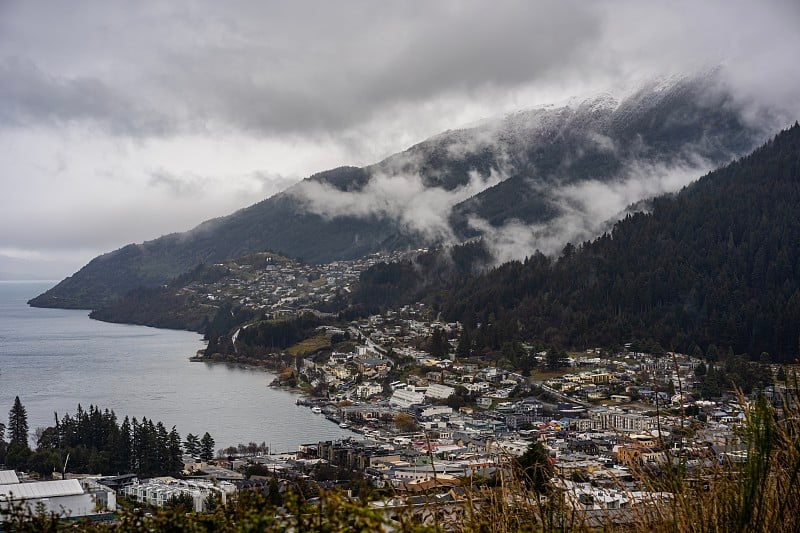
left=189, top=354, right=358, bottom=433
left=190, top=351, right=312, bottom=395
left=6, top=283, right=351, bottom=453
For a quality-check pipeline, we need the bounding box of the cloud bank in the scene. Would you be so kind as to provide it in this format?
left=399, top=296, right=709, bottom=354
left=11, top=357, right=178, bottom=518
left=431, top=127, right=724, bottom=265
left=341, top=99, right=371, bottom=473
left=0, top=0, right=798, bottom=278
left=471, top=158, right=715, bottom=265
left=291, top=168, right=506, bottom=243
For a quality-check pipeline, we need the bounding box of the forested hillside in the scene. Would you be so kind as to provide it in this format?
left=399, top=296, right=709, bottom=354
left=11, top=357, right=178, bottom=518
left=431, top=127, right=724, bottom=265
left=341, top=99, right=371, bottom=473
left=30, top=73, right=767, bottom=310
left=434, top=123, right=800, bottom=362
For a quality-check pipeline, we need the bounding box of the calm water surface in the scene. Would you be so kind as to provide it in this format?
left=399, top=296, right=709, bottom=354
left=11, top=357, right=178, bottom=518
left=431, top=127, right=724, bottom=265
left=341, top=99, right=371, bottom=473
left=0, top=281, right=352, bottom=452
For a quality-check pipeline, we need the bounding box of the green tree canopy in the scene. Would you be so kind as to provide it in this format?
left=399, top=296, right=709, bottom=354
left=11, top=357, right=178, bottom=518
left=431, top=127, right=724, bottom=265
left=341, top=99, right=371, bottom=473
left=8, top=396, right=29, bottom=447
left=184, top=433, right=201, bottom=456
left=200, top=432, right=216, bottom=461
left=517, top=441, right=554, bottom=494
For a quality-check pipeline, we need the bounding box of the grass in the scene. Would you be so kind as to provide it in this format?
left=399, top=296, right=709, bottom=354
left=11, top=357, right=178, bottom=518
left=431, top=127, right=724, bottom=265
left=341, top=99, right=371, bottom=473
left=531, top=368, right=574, bottom=380
left=285, top=335, right=331, bottom=357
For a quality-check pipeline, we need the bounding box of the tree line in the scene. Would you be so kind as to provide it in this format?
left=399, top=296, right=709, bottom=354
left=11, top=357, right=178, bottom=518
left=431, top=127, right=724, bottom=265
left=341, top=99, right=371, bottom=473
left=1, top=397, right=216, bottom=479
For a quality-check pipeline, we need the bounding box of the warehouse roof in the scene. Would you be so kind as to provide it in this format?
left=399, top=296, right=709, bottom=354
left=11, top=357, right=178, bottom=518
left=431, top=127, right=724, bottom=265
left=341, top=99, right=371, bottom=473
left=0, top=479, right=84, bottom=501
left=0, top=470, right=20, bottom=485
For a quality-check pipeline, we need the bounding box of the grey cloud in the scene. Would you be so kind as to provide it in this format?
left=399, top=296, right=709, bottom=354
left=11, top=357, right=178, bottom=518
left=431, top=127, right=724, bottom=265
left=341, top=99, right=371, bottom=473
left=0, top=57, right=170, bottom=135
left=0, top=250, right=94, bottom=281
left=1, top=1, right=798, bottom=140
left=355, top=2, right=602, bottom=106
left=250, top=171, right=301, bottom=199
left=291, top=167, right=507, bottom=243
left=473, top=156, right=716, bottom=264
left=139, top=1, right=602, bottom=137
left=149, top=169, right=300, bottom=202
left=148, top=170, right=207, bottom=197
left=1, top=0, right=799, bottom=281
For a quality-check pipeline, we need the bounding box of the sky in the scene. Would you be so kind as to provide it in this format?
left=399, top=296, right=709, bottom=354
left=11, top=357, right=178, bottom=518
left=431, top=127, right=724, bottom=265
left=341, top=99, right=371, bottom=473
left=1, top=0, right=798, bottom=280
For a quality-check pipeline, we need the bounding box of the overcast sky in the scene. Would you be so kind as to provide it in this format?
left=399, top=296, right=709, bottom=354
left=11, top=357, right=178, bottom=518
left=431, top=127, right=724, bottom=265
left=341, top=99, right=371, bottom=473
left=1, top=0, right=798, bottom=280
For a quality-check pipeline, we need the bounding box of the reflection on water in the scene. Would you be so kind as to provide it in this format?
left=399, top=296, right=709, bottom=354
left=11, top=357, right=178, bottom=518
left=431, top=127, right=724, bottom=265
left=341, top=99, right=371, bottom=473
left=0, top=282, right=353, bottom=452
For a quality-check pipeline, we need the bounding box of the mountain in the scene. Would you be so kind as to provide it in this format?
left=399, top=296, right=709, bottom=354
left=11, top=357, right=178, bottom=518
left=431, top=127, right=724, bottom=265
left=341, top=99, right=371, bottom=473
left=433, top=123, right=800, bottom=362
left=449, top=75, right=758, bottom=233
left=30, top=71, right=773, bottom=310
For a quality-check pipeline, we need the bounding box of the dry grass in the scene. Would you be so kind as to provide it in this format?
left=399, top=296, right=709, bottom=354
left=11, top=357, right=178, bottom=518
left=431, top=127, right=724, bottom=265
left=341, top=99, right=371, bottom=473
left=285, top=335, right=330, bottom=357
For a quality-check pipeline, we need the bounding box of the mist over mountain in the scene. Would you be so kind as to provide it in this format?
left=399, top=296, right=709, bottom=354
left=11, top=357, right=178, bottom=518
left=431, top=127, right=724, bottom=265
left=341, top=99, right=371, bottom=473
left=30, top=71, right=780, bottom=310
left=431, top=122, right=800, bottom=362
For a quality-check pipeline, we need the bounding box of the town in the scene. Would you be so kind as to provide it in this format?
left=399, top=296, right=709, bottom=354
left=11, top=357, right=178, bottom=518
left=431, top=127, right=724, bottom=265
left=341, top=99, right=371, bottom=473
left=3, top=255, right=792, bottom=530
left=175, top=249, right=415, bottom=317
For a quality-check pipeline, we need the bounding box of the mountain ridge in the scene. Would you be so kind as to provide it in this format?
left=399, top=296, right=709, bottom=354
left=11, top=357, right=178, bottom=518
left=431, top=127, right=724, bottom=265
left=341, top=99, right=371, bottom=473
left=30, top=72, right=774, bottom=310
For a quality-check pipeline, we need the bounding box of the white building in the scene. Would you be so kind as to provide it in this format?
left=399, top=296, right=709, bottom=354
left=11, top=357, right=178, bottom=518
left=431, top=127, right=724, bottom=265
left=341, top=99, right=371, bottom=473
left=425, top=384, right=455, bottom=400
left=0, top=470, right=115, bottom=521
left=594, top=409, right=656, bottom=432
left=355, top=382, right=383, bottom=400
left=390, top=389, right=425, bottom=408
left=121, top=477, right=236, bottom=512
left=490, top=438, right=534, bottom=457
left=420, top=405, right=453, bottom=418
left=463, top=382, right=490, bottom=393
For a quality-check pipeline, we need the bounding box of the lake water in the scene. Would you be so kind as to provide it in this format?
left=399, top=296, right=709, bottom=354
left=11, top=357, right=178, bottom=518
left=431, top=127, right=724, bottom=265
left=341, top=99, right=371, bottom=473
left=0, top=281, right=352, bottom=453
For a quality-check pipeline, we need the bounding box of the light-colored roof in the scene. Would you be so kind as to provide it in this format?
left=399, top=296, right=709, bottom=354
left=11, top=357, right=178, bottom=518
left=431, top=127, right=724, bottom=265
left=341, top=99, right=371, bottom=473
left=0, top=470, right=20, bottom=485
left=0, top=479, right=84, bottom=500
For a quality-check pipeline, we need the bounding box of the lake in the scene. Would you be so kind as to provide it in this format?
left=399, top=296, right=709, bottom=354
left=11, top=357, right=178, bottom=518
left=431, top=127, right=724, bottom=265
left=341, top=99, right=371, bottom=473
left=0, top=281, right=352, bottom=453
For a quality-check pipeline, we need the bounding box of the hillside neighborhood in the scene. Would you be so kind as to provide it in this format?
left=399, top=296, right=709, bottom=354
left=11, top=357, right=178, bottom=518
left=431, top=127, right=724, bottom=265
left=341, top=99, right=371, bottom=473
left=5, top=256, right=791, bottom=529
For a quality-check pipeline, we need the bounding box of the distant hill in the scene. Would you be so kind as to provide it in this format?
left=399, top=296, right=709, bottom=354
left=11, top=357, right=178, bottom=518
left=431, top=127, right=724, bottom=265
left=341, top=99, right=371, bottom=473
left=30, top=72, right=772, bottom=310
left=434, top=123, right=800, bottom=362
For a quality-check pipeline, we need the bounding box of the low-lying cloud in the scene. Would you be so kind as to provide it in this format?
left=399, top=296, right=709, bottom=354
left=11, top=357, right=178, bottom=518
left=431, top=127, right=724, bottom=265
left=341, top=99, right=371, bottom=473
left=291, top=142, right=718, bottom=268
left=291, top=168, right=506, bottom=243
left=472, top=157, right=715, bottom=265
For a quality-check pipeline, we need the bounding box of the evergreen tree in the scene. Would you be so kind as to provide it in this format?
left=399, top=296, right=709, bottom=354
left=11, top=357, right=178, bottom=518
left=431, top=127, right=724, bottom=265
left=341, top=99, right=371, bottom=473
left=268, top=476, right=283, bottom=506
left=155, top=422, right=169, bottom=471
left=694, top=361, right=707, bottom=377
left=0, top=421, right=6, bottom=464
left=200, top=432, right=216, bottom=461
left=130, top=417, right=141, bottom=472
left=184, top=433, right=201, bottom=456
left=546, top=348, right=567, bottom=370
left=691, top=344, right=704, bottom=359
left=456, top=327, right=471, bottom=358
left=117, top=416, right=132, bottom=473
left=5, top=397, right=31, bottom=469
left=706, top=344, right=719, bottom=362
left=8, top=396, right=29, bottom=447
left=168, top=427, right=183, bottom=474
left=701, top=366, right=722, bottom=399
left=25, top=404, right=188, bottom=477
left=428, top=327, right=449, bottom=358
left=27, top=449, right=60, bottom=478
left=517, top=441, right=554, bottom=494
